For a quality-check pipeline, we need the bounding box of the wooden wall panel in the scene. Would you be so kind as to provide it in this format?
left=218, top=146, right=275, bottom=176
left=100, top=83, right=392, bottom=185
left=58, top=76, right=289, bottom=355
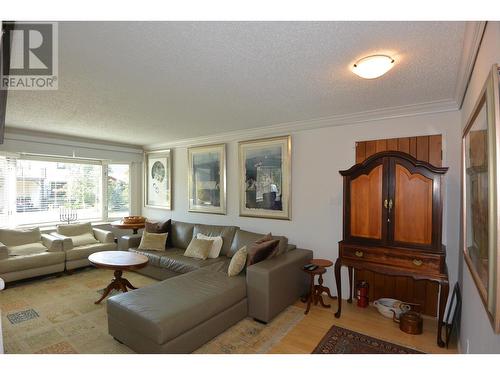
left=353, top=134, right=442, bottom=316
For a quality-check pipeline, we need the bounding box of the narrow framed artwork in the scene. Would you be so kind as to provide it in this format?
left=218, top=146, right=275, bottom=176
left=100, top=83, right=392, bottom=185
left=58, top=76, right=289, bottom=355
left=144, top=149, right=172, bottom=210
left=239, top=135, right=291, bottom=220
left=462, top=64, right=500, bottom=333
left=187, top=143, right=226, bottom=214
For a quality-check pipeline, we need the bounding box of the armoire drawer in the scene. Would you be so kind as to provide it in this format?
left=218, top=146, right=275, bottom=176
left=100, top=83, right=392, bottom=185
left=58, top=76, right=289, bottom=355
left=340, top=244, right=443, bottom=273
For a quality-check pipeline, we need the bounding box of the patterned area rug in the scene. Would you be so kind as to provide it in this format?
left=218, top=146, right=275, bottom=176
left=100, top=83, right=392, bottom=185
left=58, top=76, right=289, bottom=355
left=313, top=325, right=424, bottom=354
left=0, top=268, right=304, bottom=354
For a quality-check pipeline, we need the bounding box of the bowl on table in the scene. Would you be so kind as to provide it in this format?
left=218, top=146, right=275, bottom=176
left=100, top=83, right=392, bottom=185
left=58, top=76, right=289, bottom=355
left=122, top=216, right=146, bottom=225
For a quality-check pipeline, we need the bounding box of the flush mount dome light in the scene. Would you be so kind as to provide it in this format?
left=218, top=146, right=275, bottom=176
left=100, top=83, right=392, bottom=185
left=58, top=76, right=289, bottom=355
left=352, top=55, right=395, bottom=79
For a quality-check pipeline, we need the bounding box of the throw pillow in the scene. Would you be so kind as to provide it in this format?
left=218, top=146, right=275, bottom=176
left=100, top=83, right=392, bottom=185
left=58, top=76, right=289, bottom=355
left=227, top=246, right=247, bottom=276
left=144, top=219, right=172, bottom=248
left=138, top=231, right=168, bottom=252
left=184, top=238, right=213, bottom=260
left=71, top=232, right=99, bottom=247
left=196, top=233, right=223, bottom=258
left=57, top=222, right=93, bottom=237
left=247, top=238, right=280, bottom=266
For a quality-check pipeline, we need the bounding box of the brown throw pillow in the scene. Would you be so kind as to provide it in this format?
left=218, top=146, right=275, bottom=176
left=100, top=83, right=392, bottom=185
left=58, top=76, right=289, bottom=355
left=247, top=237, right=280, bottom=266
left=144, top=219, right=172, bottom=248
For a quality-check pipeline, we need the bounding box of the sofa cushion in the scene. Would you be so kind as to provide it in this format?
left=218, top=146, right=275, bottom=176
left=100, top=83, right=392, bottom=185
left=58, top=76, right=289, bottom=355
left=7, top=242, right=47, bottom=256
left=170, top=221, right=195, bottom=249
left=0, top=227, right=41, bottom=246
left=145, top=219, right=172, bottom=248
left=130, top=248, right=225, bottom=274
left=184, top=238, right=212, bottom=260
left=138, top=231, right=168, bottom=252
left=192, top=224, right=238, bottom=257
left=57, top=222, right=93, bottom=237
left=228, top=246, right=247, bottom=276
left=70, top=232, right=99, bottom=247
left=0, top=251, right=65, bottom=274
left=107, top=268, right=246, bottom=345
left=229, top=229, right=288, bottom=258
left=247, top=239, right=280, bottom=266
left=66, top=242, right=117, bottom=261
left=196, top=233, right=223, bottom=259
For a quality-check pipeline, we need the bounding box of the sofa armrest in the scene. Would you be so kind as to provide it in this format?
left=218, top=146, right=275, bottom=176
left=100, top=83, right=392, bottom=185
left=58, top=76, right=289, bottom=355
left=118, top=234, right=142, bottom=251
left=93, top=228, right=115, bottom=244
left=246, top=248, right=313, bottom=323
left=0, top=241, right=8, bottom=260
left=50, top=232, right=73, bottom=251
left=41, top=233, right=63, bottom=252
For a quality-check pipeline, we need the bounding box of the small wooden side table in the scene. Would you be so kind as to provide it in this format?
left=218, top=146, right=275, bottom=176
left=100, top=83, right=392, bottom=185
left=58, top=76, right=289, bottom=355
left=311, top=258, right=335, bottom=300
left=301, top=266, right=336, bottom=314
left=111, top=220, right=145, bottom=235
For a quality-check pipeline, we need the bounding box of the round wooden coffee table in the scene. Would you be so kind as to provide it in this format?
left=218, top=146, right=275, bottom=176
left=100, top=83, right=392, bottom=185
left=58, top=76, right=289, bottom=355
left=89, top=251, right=149, bottom=304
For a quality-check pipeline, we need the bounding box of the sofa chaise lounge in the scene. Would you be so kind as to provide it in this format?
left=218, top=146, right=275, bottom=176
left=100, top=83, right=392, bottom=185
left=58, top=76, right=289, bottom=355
left=107, top=220, right=313, bottom=353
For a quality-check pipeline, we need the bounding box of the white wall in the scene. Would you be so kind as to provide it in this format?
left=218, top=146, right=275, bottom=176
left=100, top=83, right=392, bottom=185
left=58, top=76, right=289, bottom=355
left=458, top=21, right=500, bottom=354
left=143, top=110, right=461, bottom=299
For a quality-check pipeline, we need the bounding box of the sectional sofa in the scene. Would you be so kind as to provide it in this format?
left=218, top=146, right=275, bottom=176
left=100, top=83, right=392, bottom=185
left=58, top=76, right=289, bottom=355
left=107, top=220, right=313, bottom=354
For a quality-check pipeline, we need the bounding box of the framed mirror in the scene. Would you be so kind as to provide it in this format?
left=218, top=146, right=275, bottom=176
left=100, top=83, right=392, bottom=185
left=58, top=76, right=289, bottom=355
left=462, top=64, right=500, bottom=333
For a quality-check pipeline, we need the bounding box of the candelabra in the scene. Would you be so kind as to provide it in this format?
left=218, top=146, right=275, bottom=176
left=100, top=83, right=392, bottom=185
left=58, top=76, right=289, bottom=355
left=60, top=207, right=77, bottom=224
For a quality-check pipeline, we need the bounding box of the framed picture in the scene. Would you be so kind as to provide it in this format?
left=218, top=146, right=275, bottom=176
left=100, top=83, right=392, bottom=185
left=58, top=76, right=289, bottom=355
left=462, top=64, right=500, bottom=333
left=239, top=135, right=291, bottom=220
left=188, top=144, right=226, bottom=214
left=144, top=149, right=172, bottom=210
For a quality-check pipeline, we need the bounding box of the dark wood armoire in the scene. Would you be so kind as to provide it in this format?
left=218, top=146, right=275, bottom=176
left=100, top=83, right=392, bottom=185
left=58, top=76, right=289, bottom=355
left=334, top=150, right=449, bottom=347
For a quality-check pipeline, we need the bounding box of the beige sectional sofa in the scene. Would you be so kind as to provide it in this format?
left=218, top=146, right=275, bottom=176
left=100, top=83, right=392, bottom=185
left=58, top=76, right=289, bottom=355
left=0, top=228, right=65, bottom=282
left=107, top=220, right=313, bottom=354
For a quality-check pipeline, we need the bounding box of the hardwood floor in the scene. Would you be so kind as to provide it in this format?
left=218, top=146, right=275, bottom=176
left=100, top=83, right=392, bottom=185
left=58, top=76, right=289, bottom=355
left=270, top=298, right=458, bottom=354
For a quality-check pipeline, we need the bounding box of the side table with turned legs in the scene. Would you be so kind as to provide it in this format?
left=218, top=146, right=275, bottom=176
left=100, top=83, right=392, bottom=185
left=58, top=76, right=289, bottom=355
left=301, top=258, right=337, bottom=314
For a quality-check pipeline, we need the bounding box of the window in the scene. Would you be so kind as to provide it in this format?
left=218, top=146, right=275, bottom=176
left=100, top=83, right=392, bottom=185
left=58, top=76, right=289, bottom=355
left=107, top=164, right=130, bottom=218
left=0, top=155, right=131, bottom=227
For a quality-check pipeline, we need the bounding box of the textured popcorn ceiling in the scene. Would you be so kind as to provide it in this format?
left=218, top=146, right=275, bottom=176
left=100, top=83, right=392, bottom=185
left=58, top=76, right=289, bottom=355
left=6, top=21, right=466, bottom=146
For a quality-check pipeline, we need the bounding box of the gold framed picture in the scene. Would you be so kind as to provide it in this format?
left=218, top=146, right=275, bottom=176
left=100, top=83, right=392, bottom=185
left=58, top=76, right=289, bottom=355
left=144, top=149, right=172, bottom=210
left=239, top=135, right=291, bottom=220
left=462, top=64, right=500, bottom=333
left=187, top=144, right=226, bottom=214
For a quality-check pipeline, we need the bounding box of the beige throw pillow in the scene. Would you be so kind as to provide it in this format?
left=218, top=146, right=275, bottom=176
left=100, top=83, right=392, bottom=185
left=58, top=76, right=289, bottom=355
left=196, top=233, right=223, bottom=258
left=184, top=238, right=213, bottom=260
left=138, top=231, right=168, bottom=251
left=228, top=246, right=247, bottom=277
left=71, top=232, right=99, bottom=247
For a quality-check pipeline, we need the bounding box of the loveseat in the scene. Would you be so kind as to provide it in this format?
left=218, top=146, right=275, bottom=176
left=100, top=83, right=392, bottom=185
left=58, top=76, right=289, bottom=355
left=107, top=220, right=313, bottom=354
left=0, top=228, right=65, bottom=282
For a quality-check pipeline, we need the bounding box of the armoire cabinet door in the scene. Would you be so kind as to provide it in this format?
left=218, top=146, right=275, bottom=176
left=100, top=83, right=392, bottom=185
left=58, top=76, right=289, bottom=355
left=389, top=158, right=436, bottom=248
left=348, top=160, right=388, bottom=243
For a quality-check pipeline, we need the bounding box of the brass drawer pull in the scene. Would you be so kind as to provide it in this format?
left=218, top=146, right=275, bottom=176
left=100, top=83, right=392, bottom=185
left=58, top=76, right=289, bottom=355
left=355, top=251, right=364, bottom=258
left=412, top=259, right=423, bottom=266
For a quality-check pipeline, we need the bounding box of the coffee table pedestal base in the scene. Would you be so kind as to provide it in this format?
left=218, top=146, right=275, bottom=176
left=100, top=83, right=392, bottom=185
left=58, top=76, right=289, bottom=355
left=95, top=270, right=137, bottom=304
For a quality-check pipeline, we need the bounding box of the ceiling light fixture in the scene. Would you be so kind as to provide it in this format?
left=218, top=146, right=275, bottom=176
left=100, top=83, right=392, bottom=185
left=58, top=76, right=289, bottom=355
left=352, top=55, right=395, bottom=79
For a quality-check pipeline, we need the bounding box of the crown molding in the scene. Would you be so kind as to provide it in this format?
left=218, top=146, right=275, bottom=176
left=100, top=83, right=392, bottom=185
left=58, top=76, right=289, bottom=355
left=454, top=21, right=487, bottom=109
left=145, top=98, right=459, bottom=150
